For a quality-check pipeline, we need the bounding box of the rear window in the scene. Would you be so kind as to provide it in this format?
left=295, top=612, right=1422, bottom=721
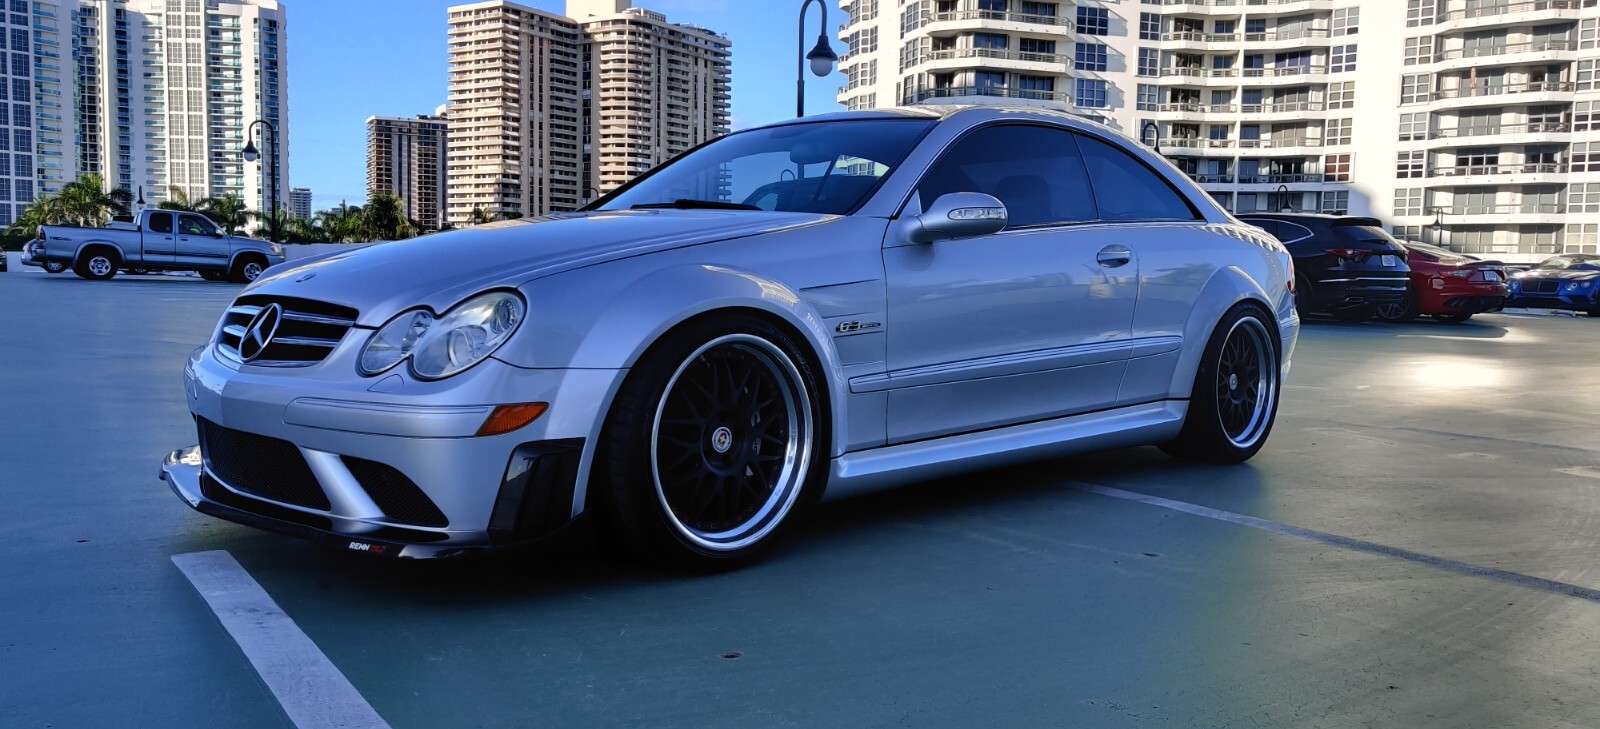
left=1339, top=225, right=1405, bottom=250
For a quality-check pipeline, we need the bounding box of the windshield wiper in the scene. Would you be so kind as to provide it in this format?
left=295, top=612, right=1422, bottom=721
left=631, top=199, right=761, bottom=211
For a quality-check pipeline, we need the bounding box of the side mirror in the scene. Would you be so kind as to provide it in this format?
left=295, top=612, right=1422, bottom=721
left=907, top=192, right=1008, bottom=244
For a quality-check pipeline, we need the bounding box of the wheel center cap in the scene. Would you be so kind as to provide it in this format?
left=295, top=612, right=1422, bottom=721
left=710, top=426, right=734, bottom=454
left=1228, top=373, right=1239, bottom=391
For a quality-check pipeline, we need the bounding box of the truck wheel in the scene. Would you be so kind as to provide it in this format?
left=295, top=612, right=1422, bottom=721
left=43, top=260, right=68, bottom=274
left=228, top=255, right=267, bottom=284
left=74, top=249, right=119, bottom=281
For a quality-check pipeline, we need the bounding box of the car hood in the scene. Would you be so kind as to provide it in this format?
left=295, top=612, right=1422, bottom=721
left=245, top=209, right=836, bottom=325
left=1517, top=269, right=1600, bottom=282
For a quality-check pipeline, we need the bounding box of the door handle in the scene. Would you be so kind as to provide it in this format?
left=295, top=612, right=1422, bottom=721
left=1097, top=245, right=1132, bottom=268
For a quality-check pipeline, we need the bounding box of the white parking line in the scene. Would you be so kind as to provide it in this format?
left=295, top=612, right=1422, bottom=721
left=1070, top=481, right=1600, bottom=604
left=172, top=551, right=392, bottom=729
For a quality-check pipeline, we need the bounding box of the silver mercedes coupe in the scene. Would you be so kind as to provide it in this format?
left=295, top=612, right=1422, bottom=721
left=161, top=106, right=1299, bottom=568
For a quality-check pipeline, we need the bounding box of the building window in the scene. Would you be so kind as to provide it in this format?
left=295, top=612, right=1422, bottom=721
left=1327, top=81, right=1355, bottom=109
left=1401, top=74, right=1430, bottom=105
left=972, top=33, right=1008, bottom=50
left=1326, top=118, right=1353, bottom=146
left=1571, top=183, right=1600, bottom=214
left=1398, top=112, right=1430, bottom=141
left=1140, top=12, right=1160, bottom=40
left=14, top=178, right=30, bottom=203
left=1330, top=44, right=1357, bottom=73
left=1017, top=76, right=1054, bottom=92
left=1388, top=186, right=1427, bottom=214
left=1137, top=48, right=1158, bottom=77
left=1568, top=223, right=1600, bottom=254
left=1019, top=38, right=1056, bottom=54
left=1576, top=101, right=1597, bottom=132
left=1076, top=6, right=1108, bottom=36
left=1074, top=42, right=1107, bottom=71
left=1394, top=225, right=1425, bottom=242
left=1579, top=60, right=1597, bottom=92
left=1573, top=142, right=1600, bottom=173
left=1075, top=78, right=1107, bottom=108
left=1581, top=18, right=1597, bottom=50
left=1397, top=151, right=1426, bottom=178
left=1404, top=37, right=1433, bottom=65
left=1020, top=2, right=1056, bottom=16
left=1406, top=0, right=1436, bottom=27
left=1332, top=7, right=1359, bottom=36
left=1321, top=191, right=1350, bottom=215
left=1325, top=154, right=1352, bottom=182
left=1137, top=84, right=1158, bottom=111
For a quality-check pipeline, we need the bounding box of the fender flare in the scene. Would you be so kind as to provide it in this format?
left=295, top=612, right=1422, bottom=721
left=227, top=247, right=272, bottom=271
left=73, top=239, right=128, bottom=265
left=1167, top=265, right=1280, bottom=399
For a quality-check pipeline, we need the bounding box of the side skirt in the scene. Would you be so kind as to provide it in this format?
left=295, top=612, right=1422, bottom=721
left=822, top=401, right=1188, bottom=502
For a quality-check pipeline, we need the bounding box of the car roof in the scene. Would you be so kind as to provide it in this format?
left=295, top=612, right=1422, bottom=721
left=760, top=105, right=1119, bottom=134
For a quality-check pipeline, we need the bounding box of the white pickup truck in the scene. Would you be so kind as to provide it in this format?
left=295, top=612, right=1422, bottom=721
left=22, top=208, right=284, bottom=282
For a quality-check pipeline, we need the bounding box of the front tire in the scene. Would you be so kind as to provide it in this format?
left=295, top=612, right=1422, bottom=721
left=228, top=255, right=267, bottom=284
left=1373, top=293, right=1420, bottom=323
left=598, top=314, right=825, bottom=571
left=1162, top=303, right=1281, bottom=464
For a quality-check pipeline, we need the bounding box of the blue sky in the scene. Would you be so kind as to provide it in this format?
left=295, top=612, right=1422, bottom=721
left=289, top=0, right=845, bottom=212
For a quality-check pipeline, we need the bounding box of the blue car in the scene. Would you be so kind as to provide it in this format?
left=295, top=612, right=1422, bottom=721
left=1507, top=254, right=1600, bottom=316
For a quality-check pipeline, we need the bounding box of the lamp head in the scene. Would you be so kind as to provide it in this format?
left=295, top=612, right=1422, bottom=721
left=806, top=35, right=837, bottom=78
left=242, top=140, right=259, bottom=163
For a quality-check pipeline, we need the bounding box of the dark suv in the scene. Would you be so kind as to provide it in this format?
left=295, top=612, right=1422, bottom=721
left=1238, top=213, right=1410, bottom=322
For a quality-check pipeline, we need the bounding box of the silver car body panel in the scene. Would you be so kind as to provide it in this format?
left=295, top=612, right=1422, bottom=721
left=162, top=106, right=1299, bottom=554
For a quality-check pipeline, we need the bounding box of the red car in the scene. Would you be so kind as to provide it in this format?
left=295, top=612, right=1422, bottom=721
left=1374, top=241, right=1508, bottom=324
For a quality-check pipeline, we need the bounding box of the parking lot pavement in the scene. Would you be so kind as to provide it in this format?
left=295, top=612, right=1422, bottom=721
left=5, top=255, right=1600, bottom=728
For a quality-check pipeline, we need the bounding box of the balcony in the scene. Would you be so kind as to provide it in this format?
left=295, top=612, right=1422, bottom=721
left=1445, top=203, right=1568, bottom=224
left=1240, top=65, right=1329, bottom=84
left=1439, top=0, right=1585, bottom=28
left=1432, top=40, right=1575, bottom=67
left=904, top=85, right=1070, bottom=106
left=1238, top=173, right=1327, bottom=184
left=1186, top=173, right=1236, bottom=184
left=1429, top=122, right=1569, bottom=142
left=1429, top=81, right=1575, bottom=110
left=1427, top=162, right=1567, bottom=179
left=922, top=9, right=1072, bottom=31
left=911, top=47, right=1071, bottom=72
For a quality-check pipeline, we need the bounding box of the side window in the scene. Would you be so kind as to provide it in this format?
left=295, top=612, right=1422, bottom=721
left=1278, top=222, right=1314, bottom=243
left=147, top=212, right=172, bottom=234
left=180, top=214, right=219, bottom=236
left=1240, top=218, right=1282, bottom=239
left=1075, top=134, right=1201, bottom=222
left=915, top=124, right=1096, bottom=229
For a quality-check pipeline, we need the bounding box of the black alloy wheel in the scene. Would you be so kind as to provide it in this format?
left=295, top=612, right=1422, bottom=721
left=1162, top=302, right=1281, bottom=464
left=601, top=315, right=824, bottom=570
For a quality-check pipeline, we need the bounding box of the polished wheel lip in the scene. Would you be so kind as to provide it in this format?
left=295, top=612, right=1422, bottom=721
left=88, top=256, right=113, bottom=276
left=650, top=333, right=813, bottom=552
left=1216, top=316, right=1277, bottom=449
left=242, top=261, right=264, bottom=281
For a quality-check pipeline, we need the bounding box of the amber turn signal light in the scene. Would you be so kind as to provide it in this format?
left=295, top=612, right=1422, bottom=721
left=476, top=402, right=549, bottom=437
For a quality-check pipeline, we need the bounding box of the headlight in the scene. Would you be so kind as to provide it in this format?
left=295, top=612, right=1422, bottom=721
left=359, top=290, right=525, bottom=380
left=269, top=243, right=284, bottom=256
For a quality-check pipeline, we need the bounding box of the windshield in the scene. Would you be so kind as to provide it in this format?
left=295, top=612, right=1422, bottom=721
left=594, top=119, right=935, bottom=215
left=1537, top=255, right=1600, bottom=271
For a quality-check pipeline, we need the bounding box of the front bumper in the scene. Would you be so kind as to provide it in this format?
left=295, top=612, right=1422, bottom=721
left=165, top=342, right=627, bottom=557
left=1506, top=291, right=1599, bottom=312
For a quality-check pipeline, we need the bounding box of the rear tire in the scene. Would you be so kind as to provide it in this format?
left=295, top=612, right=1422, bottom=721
left=1432, top=312, right=1473, bottom=324
left=1330, top=304, right=1373, bottom=323
left=42, top=260, right=68, bottom=274
left=1373, top=293, right=1420, bottom=323
left=597, top=314, right=826, bottom=571
left=73, top=249, right=119, bottom=281
left=1161, top=303, right=1281, bottom=464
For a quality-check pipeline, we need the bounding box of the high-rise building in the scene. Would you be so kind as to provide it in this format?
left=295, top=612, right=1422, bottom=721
left=73, top=0, right=287, bottom=218
left=367, top=114, right=449, bottom=231
left=839, top=0, right=1600, bottom=263
left=287, top=186, right=311, bottom=219
left=444, top=0, right=729, bottom=226
left=0, top=0, right=72, bottom=227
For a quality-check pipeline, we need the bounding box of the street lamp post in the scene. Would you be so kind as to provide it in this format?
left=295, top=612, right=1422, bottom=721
left=1431, top=208, right=1446, bottom=248
left=1277, top=184, right=1294, bottom=213
left=241, top=118, right=279, bottom=244
left=796, top=0, right=838, bottom=118
left=1141, top=121, right=1161, bottom=155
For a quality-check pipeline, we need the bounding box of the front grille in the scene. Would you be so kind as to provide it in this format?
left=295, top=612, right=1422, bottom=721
left=198, top=418, right=331, bottom=510
left=1523, top=279, right=1561, bottom=294
left=341, top=457, right=449, bottom=528
left=216, top=295, right=359, bottom=367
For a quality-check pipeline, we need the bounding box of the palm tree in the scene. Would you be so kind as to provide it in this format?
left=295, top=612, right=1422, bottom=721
left=57, top=174, right=133, bottom=226
left=251, top=207, right=297, bottom=242
left=469, top=208, right=492, bottom=226
left=158, top=186, right=201, bottom=212
left=315, top=203, right=365, bottom=243
left=7, top=193, right=65, bottom=239
left=199, top=193, right=254, bottom=235
left=360, top=192, right=415, bottom=241
left=283, top=215, right=327, bottom=244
